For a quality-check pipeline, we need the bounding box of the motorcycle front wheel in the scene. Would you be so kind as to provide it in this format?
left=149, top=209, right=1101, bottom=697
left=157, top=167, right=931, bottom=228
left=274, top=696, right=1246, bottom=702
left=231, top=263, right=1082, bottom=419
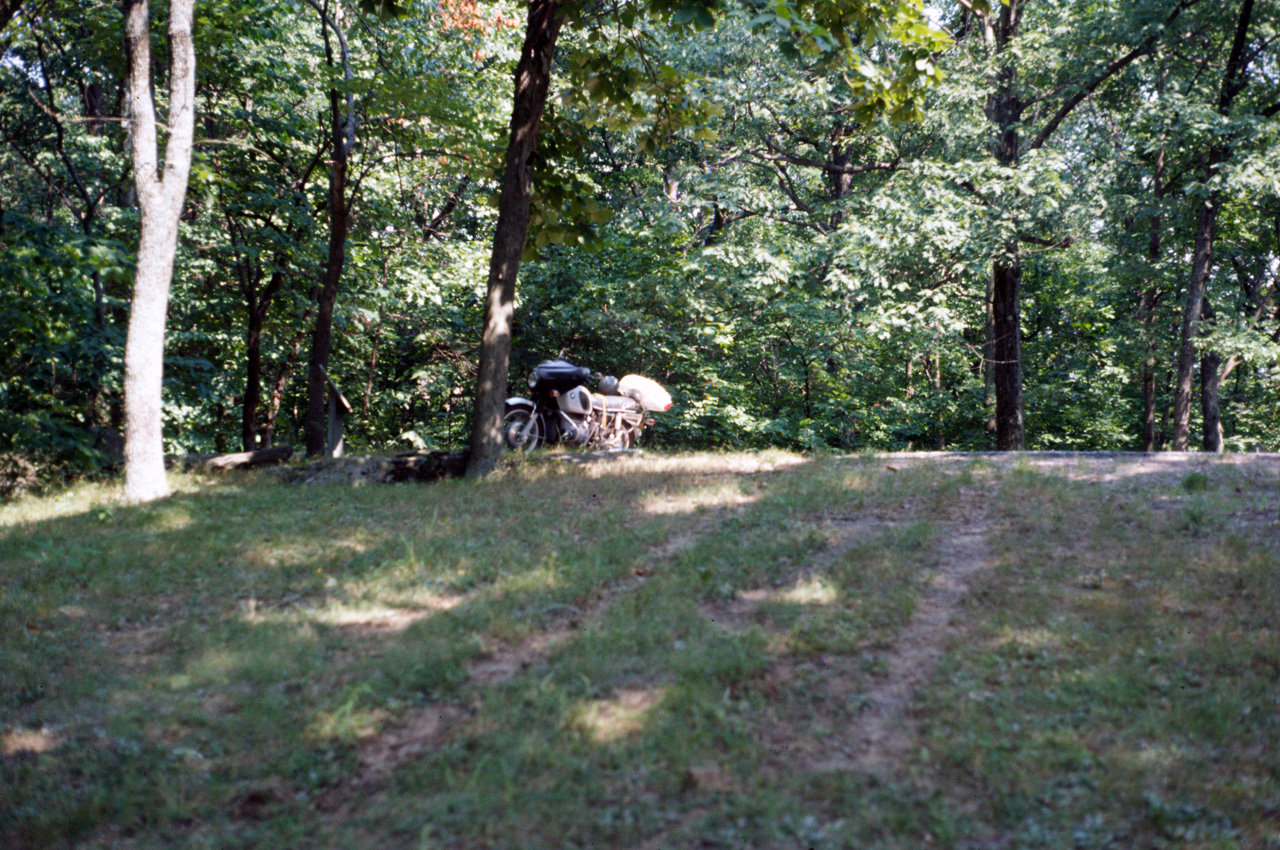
left=503, top=406, right=544, bottom=450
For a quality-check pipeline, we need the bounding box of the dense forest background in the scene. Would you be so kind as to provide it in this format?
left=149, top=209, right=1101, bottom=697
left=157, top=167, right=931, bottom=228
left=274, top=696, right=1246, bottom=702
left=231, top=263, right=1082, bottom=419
left=2, top=0, right=1277, bottom=474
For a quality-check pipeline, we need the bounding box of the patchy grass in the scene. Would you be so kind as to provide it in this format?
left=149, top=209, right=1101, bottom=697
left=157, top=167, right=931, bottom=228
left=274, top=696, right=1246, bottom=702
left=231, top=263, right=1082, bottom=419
left=1, top=452, right=1277, bottom=849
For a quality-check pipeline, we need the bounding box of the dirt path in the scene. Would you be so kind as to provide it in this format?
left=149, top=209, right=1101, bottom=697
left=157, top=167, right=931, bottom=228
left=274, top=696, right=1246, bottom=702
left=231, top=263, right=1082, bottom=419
left=822, top=514, right=995, bottom=775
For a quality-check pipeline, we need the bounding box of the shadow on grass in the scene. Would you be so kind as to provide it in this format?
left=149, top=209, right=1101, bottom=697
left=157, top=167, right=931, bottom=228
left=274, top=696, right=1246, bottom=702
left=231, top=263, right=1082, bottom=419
left=3, top=452, right=864, bottom=847
left=2, top=453, right=1278, bottom=849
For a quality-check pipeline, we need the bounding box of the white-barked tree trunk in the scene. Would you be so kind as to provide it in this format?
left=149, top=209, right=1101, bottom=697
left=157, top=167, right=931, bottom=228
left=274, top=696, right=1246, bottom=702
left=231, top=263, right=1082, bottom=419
left=121, top=0, right=196, bottom=503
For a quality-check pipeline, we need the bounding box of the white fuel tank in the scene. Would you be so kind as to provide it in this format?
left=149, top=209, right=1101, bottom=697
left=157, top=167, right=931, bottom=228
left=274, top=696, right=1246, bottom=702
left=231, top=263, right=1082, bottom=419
left=557, top=385, right=594, bottom=416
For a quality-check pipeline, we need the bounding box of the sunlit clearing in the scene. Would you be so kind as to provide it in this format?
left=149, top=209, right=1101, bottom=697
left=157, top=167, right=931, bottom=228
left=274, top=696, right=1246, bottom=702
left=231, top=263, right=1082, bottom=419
left=571, top=685, right=666, bottom=743
left=991, top=626, right=1060, bottom=650
left=3, top=728, right=59, bottom=755
left=739, top=575, right=839, bottom=606
left=643, top=484, right=761, bottom=515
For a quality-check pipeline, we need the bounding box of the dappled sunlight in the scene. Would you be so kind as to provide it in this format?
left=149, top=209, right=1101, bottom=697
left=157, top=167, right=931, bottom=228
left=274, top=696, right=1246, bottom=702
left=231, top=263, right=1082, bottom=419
left=739, top=575, right=839, bottom=606
left=642, top=483, right=761, bottom=514
left=501, top=564, right=561, bottom=593
left=241, top=591, right=465, bottom=633
left=570, top=685, right=668, bottom=744
left=3, top=727, right=59, bottom=755
left=241, top=534, right=371, bottom=570
left=0, top=480, right=119, bottom=526
left=1117, top=739, right=1186, bottom=771
left=1091, top=452, right=1269, bottom=484
left=169, top=648, right=237, bottom=690
left=576, top=450, right=808, bottom=479
left=990, top=626, right=1061, bottom=651
left=309, top=704, right=388, bottom=745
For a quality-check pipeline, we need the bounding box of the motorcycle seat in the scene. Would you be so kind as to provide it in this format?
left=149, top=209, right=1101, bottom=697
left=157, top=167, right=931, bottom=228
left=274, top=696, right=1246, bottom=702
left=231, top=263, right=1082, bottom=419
left=596, top=394, right=641, bottom=412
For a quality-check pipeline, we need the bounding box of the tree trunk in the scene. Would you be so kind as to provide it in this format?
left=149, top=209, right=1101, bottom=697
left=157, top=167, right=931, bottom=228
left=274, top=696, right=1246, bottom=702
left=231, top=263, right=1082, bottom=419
left=1140, top=331, right=1158, bottom=451
left=1200, top=349, right=1224, bottom=453
left=241, top=288, right=265, bottom=450
left=1171, top=193, right=1223, bottom=450
left=121, top=0, right=195, bottom=504
left=984, top=1, right=1024, bottom=450
left=466, top=0, right=563, bottom=477
left=304, top=5, right=358, bottom=458
left=1171, top=0, right=1255, bottom=450
left=305, top=148, right=348, bottom=456
left=983, top=272, right=996, bottom=434
left=1141, top=139, right=1165, bottom=452
left=991, top=253, right=1024, bottom=449
left=933, top=349, right=945, bottom=450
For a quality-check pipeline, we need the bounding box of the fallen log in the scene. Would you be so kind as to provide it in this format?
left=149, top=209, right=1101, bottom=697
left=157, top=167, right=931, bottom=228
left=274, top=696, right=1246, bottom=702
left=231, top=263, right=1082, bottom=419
left=386, top=450, right=470, bottom=482
left=183, top=445, right=295, bottom=472
left=267, top=449, right=470, bottom=485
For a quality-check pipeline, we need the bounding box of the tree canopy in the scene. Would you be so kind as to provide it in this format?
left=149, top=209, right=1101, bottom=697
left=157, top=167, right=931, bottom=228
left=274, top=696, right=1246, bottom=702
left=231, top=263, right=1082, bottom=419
left=1, top=0, right=1277, bottom=478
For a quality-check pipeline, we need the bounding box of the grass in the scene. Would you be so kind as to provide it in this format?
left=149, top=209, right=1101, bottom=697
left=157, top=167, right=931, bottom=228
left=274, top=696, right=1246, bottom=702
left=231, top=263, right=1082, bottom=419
left=1, top=451, right=1278, bottom=849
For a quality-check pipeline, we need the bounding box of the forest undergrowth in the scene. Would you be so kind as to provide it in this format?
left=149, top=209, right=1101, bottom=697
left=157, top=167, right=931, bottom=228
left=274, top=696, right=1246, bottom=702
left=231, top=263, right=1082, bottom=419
left=1, top=451, right=1278, bottom=849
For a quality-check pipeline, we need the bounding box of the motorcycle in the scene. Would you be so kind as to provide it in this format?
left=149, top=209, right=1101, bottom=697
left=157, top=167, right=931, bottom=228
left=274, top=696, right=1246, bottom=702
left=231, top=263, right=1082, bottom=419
left=504, top=359, right=672, bottom=451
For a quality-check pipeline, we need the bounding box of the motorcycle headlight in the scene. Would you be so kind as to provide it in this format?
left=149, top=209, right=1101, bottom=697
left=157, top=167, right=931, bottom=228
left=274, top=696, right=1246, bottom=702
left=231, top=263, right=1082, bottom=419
left=527, top=372, right=537, bottom=389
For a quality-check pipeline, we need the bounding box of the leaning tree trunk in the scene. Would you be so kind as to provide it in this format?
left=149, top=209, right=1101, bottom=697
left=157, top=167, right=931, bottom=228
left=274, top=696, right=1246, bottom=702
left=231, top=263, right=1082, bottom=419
left=466, top=0, right=563, bottom=477
left=121, top=0, right=195, bottom=504
left=303, top=2, right=356, bottom=458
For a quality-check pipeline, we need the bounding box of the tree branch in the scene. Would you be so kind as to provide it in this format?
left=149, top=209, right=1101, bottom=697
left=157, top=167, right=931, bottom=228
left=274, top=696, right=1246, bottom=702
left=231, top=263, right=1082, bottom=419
left=1027, top=1, right=1194, bottom=152
left=302, top=0, right=357, bottom=158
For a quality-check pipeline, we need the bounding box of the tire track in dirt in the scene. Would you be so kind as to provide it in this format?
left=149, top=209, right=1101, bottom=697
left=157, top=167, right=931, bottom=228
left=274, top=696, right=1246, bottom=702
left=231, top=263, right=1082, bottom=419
left=629, top=512, right=929, bottom=850
left=688, top=494, right=999, bottom=784
left=816, top=515, right=995, bottom=775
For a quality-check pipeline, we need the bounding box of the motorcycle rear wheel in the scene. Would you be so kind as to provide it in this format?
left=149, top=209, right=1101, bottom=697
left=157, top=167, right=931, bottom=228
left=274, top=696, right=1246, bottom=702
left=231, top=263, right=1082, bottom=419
left=503, top=406, right=544, bottom=451
left=598, top=425, right=636, bottom=450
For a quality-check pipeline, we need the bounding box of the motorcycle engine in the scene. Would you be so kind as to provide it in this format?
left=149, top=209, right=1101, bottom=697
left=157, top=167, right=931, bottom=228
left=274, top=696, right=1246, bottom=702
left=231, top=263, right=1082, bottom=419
left=558, top=415, right=591, bottom=445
